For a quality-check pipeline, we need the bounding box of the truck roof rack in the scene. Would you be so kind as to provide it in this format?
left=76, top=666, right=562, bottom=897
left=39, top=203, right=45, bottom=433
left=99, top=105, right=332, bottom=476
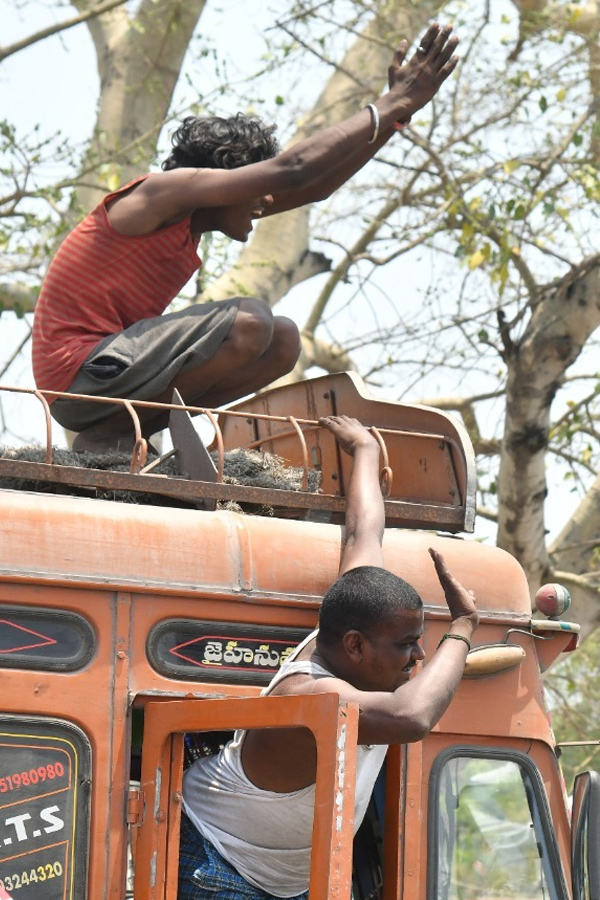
left=0, top=372, right=476, bottom=532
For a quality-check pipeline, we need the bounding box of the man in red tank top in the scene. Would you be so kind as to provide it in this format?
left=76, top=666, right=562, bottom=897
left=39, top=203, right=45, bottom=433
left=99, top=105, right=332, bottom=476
left=32, top=24, right=458, bottom=453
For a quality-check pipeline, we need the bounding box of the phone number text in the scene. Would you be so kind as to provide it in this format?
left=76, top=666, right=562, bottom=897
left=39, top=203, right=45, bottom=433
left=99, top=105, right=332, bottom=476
left=1, top=861, right=63, bottom=892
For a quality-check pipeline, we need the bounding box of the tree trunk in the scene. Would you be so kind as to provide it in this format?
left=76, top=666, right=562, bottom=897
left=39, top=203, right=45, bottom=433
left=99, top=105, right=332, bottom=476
left=497, top=259, right=600, bottom=595
left=72, top=0, right=208, bottom=214
left=549, top=472, right=600, bottom=639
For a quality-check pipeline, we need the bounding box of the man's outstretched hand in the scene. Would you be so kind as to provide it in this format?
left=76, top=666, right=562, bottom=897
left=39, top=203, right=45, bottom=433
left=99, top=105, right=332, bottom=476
left=319, top=415, right=379, bottom=457
left=388, top=23, right=459, bottom=116
left=428, top=547, right=479, bottom=629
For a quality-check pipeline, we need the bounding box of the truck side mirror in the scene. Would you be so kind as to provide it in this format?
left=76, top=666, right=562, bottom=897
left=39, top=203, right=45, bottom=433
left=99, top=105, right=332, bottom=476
left=571, top=770, right=600, bottom=900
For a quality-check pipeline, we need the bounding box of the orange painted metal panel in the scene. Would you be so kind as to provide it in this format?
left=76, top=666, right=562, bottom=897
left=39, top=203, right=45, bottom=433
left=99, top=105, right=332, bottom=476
left=382, top=744, right=406, bottom=900
left=135, top=695, right=359, bottom=900
left=0, top=581, right=127, bottom=899
left=404, top=733, right=572, bottom=900
left=1, top=490, right=532, bottom=619
left=127, top=591, right=317, bottom=699
left=424, top=617, right=556, bottom=745
left=528, top=739, right=573, bottom=888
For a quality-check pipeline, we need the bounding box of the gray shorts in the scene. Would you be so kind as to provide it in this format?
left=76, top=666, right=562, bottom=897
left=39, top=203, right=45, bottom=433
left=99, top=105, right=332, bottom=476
left=51, top=298, right=241, bottom=431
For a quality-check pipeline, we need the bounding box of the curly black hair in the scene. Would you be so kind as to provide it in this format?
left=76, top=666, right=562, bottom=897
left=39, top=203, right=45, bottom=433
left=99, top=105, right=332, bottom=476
left=161, top=113, right=280, bottom=171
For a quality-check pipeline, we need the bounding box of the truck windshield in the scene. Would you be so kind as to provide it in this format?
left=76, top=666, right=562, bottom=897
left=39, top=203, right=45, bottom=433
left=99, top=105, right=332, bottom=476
left=430, top=752, right=565, bottom=900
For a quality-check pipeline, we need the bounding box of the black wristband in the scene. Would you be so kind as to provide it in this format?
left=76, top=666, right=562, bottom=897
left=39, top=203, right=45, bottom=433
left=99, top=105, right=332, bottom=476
left=437, top=632, right=471, bottom=651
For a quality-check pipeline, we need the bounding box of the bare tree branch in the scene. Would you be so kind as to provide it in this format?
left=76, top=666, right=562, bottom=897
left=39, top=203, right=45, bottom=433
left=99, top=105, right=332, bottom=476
left=0, top=0, right=129, bottom=63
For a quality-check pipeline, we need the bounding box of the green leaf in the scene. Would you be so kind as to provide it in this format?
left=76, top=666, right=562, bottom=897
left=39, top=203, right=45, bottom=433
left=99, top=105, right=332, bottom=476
left=539, top=96, right=548, bottom=113
left=468, top=250, right=486, bottom=270
left=461, top=221, right=475, bottom=241
left=503, top=160, right=521, bottom=175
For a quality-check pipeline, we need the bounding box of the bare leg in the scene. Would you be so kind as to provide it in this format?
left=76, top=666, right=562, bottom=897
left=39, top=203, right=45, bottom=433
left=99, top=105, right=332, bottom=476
left=71, top=299, right=300, bottom=453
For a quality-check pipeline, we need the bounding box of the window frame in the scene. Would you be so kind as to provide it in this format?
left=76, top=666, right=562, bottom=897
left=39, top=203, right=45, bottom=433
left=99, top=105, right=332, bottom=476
left=427, top=744, right=569, bottom=900
left=571, top=769, right=600, bottom=900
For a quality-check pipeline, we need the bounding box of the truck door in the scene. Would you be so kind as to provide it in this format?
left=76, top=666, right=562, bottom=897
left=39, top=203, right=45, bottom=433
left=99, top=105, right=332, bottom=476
left=133, top=694, right=361, bottom=900
left=428, top=747, right=569, bottom=900
left=571, top=770, right=600, bottom=900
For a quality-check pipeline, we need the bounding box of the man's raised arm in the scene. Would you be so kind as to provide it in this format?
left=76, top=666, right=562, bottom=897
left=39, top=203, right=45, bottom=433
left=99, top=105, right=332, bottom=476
left=122, top=23, right=458, bottom=231
left=268, top=22, right=459, bottom=214
left=319, top=415, right=385, bottom=575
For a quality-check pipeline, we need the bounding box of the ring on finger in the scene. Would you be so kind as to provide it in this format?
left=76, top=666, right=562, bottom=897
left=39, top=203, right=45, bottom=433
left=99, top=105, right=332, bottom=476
left=417, top=44, right=427, bottom=55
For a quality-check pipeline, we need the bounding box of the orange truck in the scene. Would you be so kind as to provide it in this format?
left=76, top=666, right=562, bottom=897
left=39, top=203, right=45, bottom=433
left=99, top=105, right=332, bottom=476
left=0, top=372, right=598, bottom=900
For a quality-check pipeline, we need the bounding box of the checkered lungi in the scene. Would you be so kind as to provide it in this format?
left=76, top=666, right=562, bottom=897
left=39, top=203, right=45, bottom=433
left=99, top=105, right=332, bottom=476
left=177, top=812, right=309, bottom=900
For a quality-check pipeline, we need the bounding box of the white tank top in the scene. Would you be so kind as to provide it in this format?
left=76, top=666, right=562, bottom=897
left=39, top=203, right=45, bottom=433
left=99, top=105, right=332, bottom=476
left=182, top=633, right=387, bottom=897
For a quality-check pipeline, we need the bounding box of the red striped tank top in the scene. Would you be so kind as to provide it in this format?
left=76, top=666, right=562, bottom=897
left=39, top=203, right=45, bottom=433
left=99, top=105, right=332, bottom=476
left=32, top=175, right=202, bottom=395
